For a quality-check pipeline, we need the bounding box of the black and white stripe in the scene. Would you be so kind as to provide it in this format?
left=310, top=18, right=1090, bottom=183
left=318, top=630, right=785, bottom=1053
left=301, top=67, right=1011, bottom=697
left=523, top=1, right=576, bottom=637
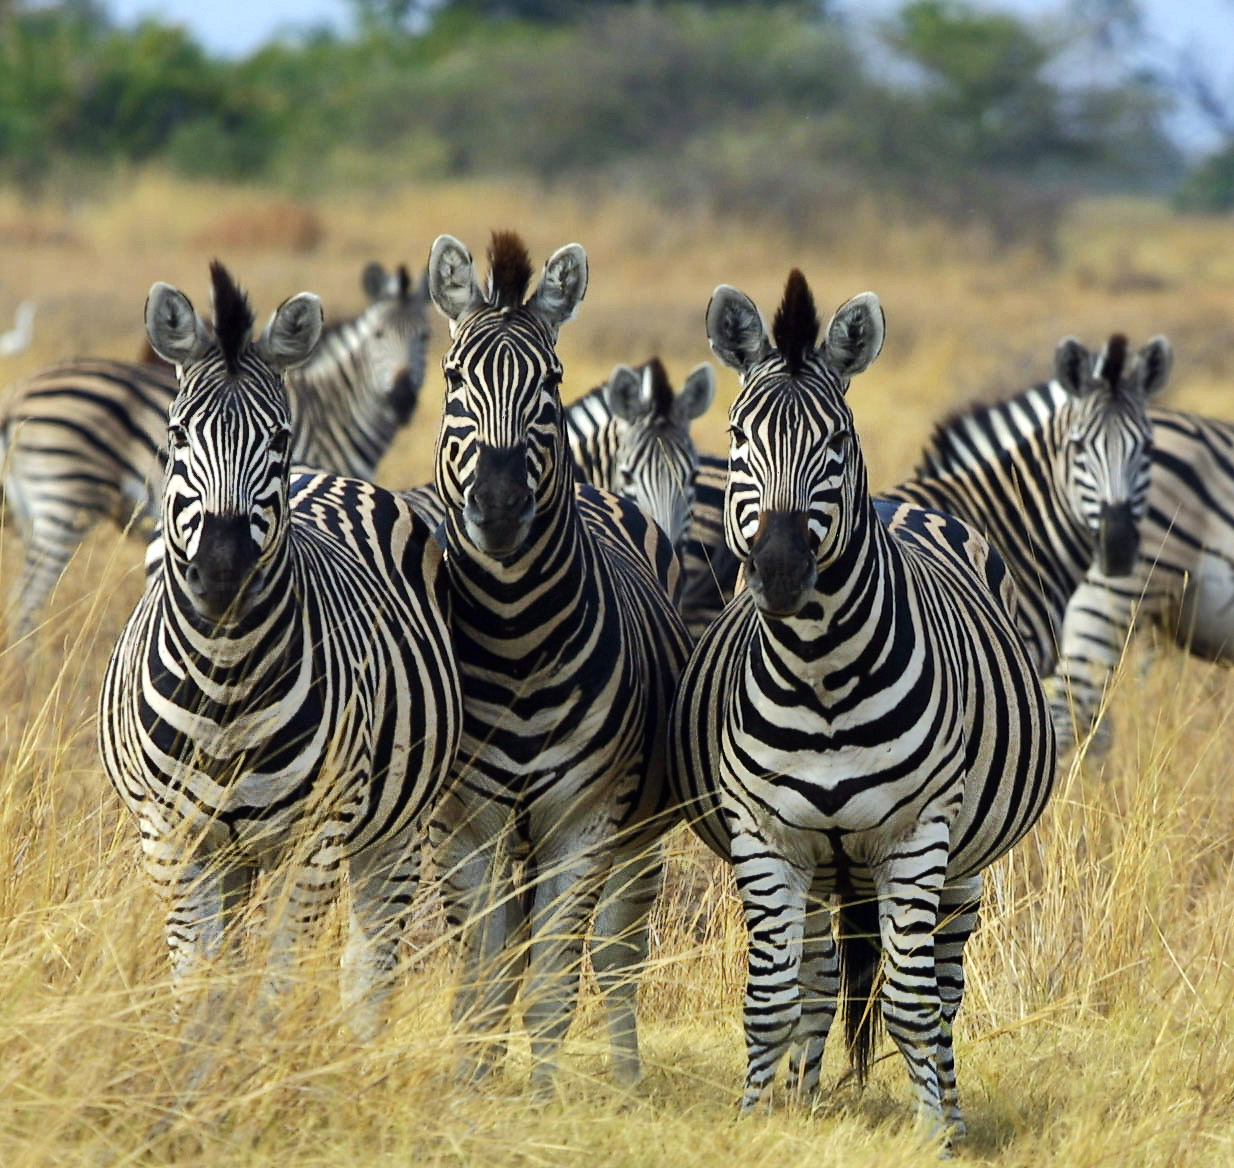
left=98, top=264, right=460, bottom=1040
left=424, top=232, right=691, bottom=1091
left=668, top=270, right=1056, bottom=1137
left=0, top=261, right=431, bottom=645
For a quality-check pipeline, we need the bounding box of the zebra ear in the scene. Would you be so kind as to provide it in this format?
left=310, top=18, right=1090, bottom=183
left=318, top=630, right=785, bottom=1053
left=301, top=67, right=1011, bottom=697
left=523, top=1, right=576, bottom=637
left=145, top=282, right=212, bottom=368
left=823, top=292, right=884, bottom=378
left=1136, top=335, right=1173, bottom=398
left=605, top=364, right=646, bottom=423
left=362, top=262, right=389, bottom=302
left=706, top=286, right=772, bottom=375
left=257, top=292, right=323, bottom=371
left=428, top=235, right=485, bottom=327
left=528, top=243, right=588, bottom=331
left=674, top=362, right=716, bottom=423
left=1054, top=337, right=1092, bottom=396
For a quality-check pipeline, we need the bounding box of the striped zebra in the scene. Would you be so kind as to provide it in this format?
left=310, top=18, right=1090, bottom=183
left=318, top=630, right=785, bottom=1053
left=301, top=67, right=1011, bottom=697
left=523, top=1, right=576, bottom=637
left=0, top=260, right=430, bottom=646
left=885, top=333, right=1171, bottom=748
left=1051, top=404, right=1234, bottom=741
left=97, top=263, right=460, bottom=1040
left=668, top=270, right=1057, bottom=1137
left=424, top=232, right=691, bottom=1091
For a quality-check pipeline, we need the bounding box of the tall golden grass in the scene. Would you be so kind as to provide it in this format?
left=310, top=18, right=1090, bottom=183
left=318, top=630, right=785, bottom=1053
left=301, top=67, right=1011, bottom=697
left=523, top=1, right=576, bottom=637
left=2, top=172, right=1234, bottom=1165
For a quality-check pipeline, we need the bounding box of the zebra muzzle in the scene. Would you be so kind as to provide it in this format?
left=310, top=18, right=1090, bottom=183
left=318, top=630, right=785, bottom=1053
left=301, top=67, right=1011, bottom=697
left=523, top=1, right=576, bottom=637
left=746, top=510, right=817, bottom=617
left=464, top=443, right=535, bottom=556
left=1097, top=501, right=1139, bottom=577
left=185, top=514, right=263, bottom=621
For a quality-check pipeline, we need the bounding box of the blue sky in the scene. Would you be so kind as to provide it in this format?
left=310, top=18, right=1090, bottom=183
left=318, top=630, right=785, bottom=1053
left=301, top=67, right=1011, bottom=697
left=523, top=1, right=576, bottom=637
left=104, top=0, right=1234, bottom=152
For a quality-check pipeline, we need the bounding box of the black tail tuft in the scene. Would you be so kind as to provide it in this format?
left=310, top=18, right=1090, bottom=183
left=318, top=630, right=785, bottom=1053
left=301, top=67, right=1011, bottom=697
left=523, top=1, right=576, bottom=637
left=835, top=890, right=882, bottom=1086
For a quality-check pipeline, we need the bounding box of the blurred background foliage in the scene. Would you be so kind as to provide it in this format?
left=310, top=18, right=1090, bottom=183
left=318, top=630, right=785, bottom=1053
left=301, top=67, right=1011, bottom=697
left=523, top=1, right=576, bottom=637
left=1, top=0, right=1229, bottom=251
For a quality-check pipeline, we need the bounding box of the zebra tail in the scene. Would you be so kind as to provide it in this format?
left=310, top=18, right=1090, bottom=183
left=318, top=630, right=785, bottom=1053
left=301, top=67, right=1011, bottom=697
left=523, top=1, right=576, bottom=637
left=835, top=891, right=882, bottom=1086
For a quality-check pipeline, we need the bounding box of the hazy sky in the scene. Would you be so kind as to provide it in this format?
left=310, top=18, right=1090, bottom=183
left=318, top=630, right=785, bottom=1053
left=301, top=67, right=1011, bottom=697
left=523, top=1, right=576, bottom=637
left=104, top=0, right=1234, bottom=151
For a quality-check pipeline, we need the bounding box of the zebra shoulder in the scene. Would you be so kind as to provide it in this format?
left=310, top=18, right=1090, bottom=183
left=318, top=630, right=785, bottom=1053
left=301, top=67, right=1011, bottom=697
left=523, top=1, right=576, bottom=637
left=873, top=496, right=1020, bottom=623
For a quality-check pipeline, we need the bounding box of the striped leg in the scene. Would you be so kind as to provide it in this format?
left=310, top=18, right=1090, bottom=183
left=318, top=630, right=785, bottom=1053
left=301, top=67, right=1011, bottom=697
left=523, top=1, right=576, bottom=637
left=935, top=874, right=982, bottom=1137
left=732, top=832, right=811, bottom=1113
left=522, top=847, right=609, bottom=1095
left=9, top=510, right=93, bottom=646
left=785, top=881, right=838, bottom=1102
left=590, top=840, right=663, bottom=1086
left=435, top=825, right=527, bottom=1081
left=341, top=827, right=422, bottom=1042
left=875, top=819, right=951, bottom=1132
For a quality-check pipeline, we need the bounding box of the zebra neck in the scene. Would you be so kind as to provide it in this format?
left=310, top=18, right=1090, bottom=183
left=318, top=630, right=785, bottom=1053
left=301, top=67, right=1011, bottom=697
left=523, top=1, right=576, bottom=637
left=564, top=384, right=619, bottom=485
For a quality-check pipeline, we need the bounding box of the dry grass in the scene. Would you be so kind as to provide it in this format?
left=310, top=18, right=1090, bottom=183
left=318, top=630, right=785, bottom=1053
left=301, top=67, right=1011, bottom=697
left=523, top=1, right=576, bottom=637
left=2, top=173, right=1234, bottom=1165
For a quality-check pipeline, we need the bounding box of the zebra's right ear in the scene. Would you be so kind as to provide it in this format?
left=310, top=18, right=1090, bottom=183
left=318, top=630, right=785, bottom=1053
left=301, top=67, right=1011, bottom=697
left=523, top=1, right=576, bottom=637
left=605, top=364, right=646, bottom=423
left=674, top=362, right=716, bottom=423
left=1054, top=337, right=1092, bottom=396
left=257, top=292, right=323, bottom=372
left=428, top=235, right=485, bottom=328
left=1136, top=335, right=1173, bottom=398
left=145, top=283, right=212, bottom=368
left=706, top=286, right=772, bottom=375
left=362, top=262, right=389, bottom=302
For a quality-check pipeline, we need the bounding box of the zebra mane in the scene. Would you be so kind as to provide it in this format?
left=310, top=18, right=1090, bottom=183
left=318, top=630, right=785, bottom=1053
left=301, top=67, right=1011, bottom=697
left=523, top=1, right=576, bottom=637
left=488, top=231, right=534, bottom=309
left=209, top=260, right=255, bottom=375
left=772, top=269, right=820, bottom=375
left=643, top=357, right=675, bottom=419
left=396, top=264, right=412, bottom=299
left=1095, top=333, right=1128, bottom=391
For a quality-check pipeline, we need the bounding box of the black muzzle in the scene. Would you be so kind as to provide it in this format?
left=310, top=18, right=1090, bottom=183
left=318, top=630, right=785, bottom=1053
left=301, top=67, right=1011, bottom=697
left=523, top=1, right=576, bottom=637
left=465, top=444, right=535, bottom=556
left=1097, top=501, right=1139, bottom=577
left=185, top=514, right=262, bottom=621
left=746, top=510, right=816, bottom=617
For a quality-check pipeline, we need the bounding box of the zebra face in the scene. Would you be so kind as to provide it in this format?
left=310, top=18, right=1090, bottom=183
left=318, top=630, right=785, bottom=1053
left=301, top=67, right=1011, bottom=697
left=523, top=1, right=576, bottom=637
left=706, top=272, right=884, bottom=619
left=605, top=361, right=715, bottom=546
left=428, top=232, right=588, bottom=560
left=1055, top=334, right=1172, bottom=577
left=146, top=263, right=322, bottom=624
left=359, top=262, right=432, bottom=424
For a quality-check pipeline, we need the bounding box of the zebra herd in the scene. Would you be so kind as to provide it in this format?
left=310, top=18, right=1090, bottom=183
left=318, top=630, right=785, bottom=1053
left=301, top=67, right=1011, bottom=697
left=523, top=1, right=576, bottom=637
left=6, top=228, right=1234, bottom=1142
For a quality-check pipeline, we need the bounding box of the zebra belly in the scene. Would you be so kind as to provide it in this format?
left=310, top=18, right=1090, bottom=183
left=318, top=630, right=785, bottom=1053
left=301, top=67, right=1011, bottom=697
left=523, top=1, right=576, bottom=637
left=1174, top=547, right=1234, bottom=659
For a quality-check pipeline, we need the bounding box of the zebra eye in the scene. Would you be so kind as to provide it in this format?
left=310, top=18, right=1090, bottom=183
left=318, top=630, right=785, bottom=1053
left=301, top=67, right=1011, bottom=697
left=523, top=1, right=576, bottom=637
left=167, top=424, right=187, bottom=450
left=619, top=467, right=634, bottom=487
left=444, top=369, right=465, bottom=392
left=269, top=428, right=292, bottom=457
left=728, top=425, right=747, bottom=446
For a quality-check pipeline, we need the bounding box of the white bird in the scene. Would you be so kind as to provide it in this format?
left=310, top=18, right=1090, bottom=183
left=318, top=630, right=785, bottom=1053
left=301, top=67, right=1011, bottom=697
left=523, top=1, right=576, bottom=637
left=0, top=301, right=36, bottom=356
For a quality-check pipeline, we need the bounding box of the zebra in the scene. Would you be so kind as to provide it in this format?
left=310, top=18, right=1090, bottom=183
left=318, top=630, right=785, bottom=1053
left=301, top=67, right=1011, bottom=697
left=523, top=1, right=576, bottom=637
left=884, top=333, right=1171, bottom=749
left=678, top=334, right=1172, bottom=737
left=668, top=269, right=1057, bottom=1137
left=0, top=260, right=431, bottom=646
left=424, top=231, right=691, bottom=1092
left=97, top=262, right=461, bottom=1041
left=1050, top=404, right=1234, bottom=742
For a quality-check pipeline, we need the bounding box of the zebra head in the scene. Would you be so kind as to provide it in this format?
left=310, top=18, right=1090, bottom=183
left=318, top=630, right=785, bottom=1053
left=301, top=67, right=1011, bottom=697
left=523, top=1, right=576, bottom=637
left=1054, top=332, right=1172, bottom=576
left=428, top=231, right=587, bottom=559
left=604, top=357, right=715, bottom=546
left=358, top=261, right=432, bottom=424
left=707, top=269, right=884, bottom=618
left=146, top=261, right=323, bottom=624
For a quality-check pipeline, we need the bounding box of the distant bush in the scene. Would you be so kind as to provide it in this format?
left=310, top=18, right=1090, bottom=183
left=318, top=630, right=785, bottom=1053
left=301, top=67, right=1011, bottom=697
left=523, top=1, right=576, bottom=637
left=1175, top=146, right=1234, bottom=214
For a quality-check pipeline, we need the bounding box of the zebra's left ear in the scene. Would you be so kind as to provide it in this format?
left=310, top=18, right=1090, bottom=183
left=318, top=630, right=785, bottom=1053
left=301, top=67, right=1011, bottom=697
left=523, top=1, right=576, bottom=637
left=1136, top=335, right=1173, bottom=398
left=605, top=364, right=646, bottom=423
left=674, top=362, right=716, bottom=423
left=706, top=286, right=772, bottom=375
left=145, top=283, right=213, bottom=368
left=1054, top=337, right=1092, bottom=396
left=257, top=292, right=323, bottom=372
left=823, top=292, right=884, bottom=379
left=527, top=243, right=588, bottom=331
left=428, top=235, right=485, bottom=328
left=362, top=262, right=389, bottom=302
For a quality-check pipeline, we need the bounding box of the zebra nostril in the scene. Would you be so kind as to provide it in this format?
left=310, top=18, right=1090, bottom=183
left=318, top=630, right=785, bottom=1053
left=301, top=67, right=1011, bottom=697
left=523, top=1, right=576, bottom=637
left=185, top=564, right=201, bottom=588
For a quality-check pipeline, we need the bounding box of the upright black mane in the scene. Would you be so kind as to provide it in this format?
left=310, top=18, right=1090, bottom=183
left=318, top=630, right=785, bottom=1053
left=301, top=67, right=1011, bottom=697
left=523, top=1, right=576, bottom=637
left=643, top=356, right=674, bottom=419
left=208, top=260, right=255, bottom=375
left=1096, top=333, right=1128, bottom=390
left=488, top=231, right=534, bottom=309
left=772, top=269, right=821, bottom=375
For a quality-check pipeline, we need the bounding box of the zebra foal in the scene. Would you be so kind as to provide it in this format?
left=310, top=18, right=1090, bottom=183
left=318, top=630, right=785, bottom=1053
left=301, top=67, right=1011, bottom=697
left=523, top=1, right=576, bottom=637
left=0, top=260, right=430, bottom=647
left=668, top=270, right=1056, bottom=1136
left=425, top=231, right=691, bottom=1091
left=98, top=263, right=460, bottom=1039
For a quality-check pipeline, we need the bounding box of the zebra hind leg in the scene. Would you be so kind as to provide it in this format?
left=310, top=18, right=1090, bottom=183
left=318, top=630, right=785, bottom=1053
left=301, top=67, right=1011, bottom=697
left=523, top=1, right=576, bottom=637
left=934, top=874, right=982, bottom=1139
left=785, top=882, right=838, bottom=1105
left=731, top=834, right=811, bottom=1114
left=589, top=839, right=663, bottom=1087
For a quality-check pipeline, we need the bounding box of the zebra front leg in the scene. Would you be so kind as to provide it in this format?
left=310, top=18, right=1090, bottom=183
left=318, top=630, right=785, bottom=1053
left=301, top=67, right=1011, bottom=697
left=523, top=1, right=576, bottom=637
left=874, top=819, right=951, bottom=1136
left=785, top=882, right=838, bottom=1104
left=732, top=833, right=811, bottom=1114
left=590, top=839, right=663, bottom=1086
left=521, top=848, right=609, bottom=1096
left=934, top=874, right=982, bottom=1138
left=341, top=828, right=422, bottom=1042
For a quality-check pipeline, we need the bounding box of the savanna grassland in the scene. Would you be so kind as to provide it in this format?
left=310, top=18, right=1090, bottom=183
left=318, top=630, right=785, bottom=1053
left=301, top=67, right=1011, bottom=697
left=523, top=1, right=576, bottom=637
left=3, top=173, right=1234, bottom=1166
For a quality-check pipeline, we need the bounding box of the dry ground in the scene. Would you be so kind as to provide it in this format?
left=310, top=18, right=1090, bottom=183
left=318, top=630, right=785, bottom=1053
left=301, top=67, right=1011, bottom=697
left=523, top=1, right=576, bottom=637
left=2, top=173, right=1234, bottom=1165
